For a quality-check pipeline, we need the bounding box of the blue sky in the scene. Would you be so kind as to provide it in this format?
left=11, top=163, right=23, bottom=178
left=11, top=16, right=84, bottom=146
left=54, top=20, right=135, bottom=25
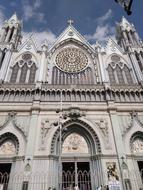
left=0, top=0, right=142, bottom=45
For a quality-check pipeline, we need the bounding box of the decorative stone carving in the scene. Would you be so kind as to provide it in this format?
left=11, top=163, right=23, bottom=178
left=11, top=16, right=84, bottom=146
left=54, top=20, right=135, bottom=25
left=96, top=119, right=108, bottom=136
left=122, top=111, right=143, bottom=136
left=132, top=138, right=143, bottom=153
left=55, top=47, right=88, bottom=73
left=106, top=162, right=120, bottom=184
left=63, top=108, right=86, bottom=120
left=95, top=119, right=111, bottom=149
left=0, top=111, right=27, bottom=139
left=0, top=141, right=16, bottom=155
left=111, top=55, right=121, bottom=62
left=62, top=133, right=88, bottom=154
left=40, top=119, right=52, bottom=146
left=22, top=53, right=32, bottom=61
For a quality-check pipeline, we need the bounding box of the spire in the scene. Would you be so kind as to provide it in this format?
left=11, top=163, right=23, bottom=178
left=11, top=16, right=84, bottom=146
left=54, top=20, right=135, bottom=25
left=8, top=13, right=19, bottom=23
left=0, top=13, right=22, bottom=48
left=120, top=16, right=134, bottom=31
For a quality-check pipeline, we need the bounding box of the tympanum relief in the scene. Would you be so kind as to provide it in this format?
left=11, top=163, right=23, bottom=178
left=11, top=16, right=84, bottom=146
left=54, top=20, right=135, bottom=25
left=132, top=138, right=143, bottom=154
left=0, top=141, right=16, bottom=155
left=62, top=133, right=89, bottom=154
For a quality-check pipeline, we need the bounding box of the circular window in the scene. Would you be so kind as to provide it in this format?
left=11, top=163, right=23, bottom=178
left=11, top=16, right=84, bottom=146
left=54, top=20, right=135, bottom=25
left=22, top=53, right=32, bottom=61
left=55, top=47, right=88, bottom=73
left=111, top=55, right=120, bottom=62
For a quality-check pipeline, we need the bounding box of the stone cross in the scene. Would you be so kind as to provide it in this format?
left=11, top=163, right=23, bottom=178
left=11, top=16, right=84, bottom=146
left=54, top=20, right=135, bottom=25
left=67, top=19, right=74, bottom=25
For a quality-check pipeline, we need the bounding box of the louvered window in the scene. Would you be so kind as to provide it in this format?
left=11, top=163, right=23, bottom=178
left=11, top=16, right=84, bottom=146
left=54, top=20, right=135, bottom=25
left=10, top=63, right=19, bottom=83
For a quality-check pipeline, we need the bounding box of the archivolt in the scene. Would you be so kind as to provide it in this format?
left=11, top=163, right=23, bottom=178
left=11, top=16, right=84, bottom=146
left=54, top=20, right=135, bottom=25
left=50, top=119, right=101, bottom=154
left=130, top=131, right=143, bottom=153
left=0, top=132, right=19, bottom=154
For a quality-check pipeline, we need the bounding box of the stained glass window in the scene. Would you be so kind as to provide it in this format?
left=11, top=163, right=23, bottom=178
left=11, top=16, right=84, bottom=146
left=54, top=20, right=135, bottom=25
left=10, top=63, right=19, bottom=83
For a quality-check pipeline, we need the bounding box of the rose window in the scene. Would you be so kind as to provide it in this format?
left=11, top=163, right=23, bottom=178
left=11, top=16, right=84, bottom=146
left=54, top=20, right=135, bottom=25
left=55, top=47, right=88, bottom=73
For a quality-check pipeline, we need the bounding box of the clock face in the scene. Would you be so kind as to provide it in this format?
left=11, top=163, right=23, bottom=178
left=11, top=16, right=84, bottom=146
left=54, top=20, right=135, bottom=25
left=55, top=47, right=88, bottom=73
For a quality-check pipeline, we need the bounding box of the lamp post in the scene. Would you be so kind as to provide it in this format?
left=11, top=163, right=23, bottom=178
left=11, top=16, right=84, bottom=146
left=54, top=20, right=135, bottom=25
left=114, top=0, right=133, bottom=15
left=54, top=91, right=67, bottom=190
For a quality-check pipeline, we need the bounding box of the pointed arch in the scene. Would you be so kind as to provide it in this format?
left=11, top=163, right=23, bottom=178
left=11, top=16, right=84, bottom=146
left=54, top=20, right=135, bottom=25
left=130, top=131, right=143, bottom=154
left=50, top=119, right=101, bottom=155
left=0, top=132, right=19, bottom=155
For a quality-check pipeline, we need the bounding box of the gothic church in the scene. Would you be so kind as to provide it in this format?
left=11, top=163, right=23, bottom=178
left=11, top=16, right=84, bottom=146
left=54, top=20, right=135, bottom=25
left=0, top=13, right=143, bottom=190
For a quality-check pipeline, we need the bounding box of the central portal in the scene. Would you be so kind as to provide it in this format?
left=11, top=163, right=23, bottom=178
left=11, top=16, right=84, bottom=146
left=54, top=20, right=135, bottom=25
left=62, top=162, right=91, bottom=190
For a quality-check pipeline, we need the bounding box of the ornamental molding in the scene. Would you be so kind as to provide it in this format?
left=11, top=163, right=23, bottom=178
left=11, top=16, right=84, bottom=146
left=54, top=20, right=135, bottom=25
left=122, top=111, right=143, bottom=137
left=0, top=111, right=27, bottom=140
left=50, top=38, right=95, bottom=57
left=50, top=119, right=101, bottom=154
left=63, top=108, right=86, bottom=120
left=39, top=119, right=53, bottom=150
left=94, top=119, right=111, bottom=149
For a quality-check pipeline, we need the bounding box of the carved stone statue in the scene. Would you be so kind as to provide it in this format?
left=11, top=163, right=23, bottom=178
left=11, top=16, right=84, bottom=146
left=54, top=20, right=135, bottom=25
left=0, top=141, right=16, bottom=155
left=132, top=139, right=143, bottom=153
left=41, top=119, right=52, bottom=145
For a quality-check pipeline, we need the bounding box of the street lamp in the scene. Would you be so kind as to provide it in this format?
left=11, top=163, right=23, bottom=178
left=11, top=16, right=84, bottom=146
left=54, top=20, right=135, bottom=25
left=114, top=0, right=133, bottom=15
left=53, top=91, right=67, bottom=190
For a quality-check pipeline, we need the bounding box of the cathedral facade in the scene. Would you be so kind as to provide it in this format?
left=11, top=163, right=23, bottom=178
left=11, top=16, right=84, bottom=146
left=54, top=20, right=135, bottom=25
left=0, top=14, right=143, bottom=190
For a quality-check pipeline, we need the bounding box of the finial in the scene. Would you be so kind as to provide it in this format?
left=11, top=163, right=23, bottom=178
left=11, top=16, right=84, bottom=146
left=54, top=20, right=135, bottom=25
left=67, top=19, right=74, bottom=26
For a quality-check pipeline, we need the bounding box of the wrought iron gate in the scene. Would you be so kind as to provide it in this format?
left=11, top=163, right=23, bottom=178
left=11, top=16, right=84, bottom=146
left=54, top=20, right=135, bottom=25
left=62, top=170, right=91, bottom=190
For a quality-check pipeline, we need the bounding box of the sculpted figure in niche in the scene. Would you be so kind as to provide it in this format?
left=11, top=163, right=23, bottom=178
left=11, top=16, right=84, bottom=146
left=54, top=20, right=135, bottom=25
left=106, top=162, right=120, bottom=189
left=0, top=141, right=16, bottom=155
left=99, top=120, right=108, bottom=136
left=132, top=138, right=143, bottom=153
left=41, top=119, right=52, bottom=145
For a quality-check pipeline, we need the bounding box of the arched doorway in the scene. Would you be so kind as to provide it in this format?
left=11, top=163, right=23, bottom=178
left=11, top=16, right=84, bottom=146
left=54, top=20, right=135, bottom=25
left=0, top=133, right=19, bottom=189
left=62, top=132, right=91, bottom=190
left=51, top=119, right=102, bottom=190
left=130, top=131, right=143, bottom=186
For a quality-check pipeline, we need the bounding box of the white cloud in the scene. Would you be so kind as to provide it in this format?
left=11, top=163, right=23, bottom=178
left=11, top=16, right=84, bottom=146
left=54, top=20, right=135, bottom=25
left=85, top=9, right=115, bottom=44
left=34, top=0, right=41, bottom=9
left=22, top=0, right=45, bottom=22
left=0, top=6, right=5, bottom=28
left=97, top=9, right=112, bottom=24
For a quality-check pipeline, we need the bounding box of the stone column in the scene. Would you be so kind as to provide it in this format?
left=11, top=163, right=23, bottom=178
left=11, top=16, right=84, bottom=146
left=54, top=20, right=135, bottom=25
left=25, top=108, right=39, bottom=159
left=129, top=52, right=143, bottom=84
left=0, top=27, right=6, bottom=42
left=0, top=49, right=12, bottom=81
left=108, top=104, right=126, bottom=190
left=38, top=44, right=47, bottom=82
left=96, top=45, right=109, bottom=86
left=0, top=50, right=3, bottom=65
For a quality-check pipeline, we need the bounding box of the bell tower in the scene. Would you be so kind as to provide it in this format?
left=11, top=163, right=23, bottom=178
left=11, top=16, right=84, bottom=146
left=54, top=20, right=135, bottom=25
left=116, top=17, right=142, bottom=50
left=0, top=13, right=22, bottom=81
left=0, top=13, right=22, bottom=48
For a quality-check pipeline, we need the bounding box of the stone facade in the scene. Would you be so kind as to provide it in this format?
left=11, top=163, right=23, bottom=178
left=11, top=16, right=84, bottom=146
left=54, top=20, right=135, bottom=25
left=0, top=14, right=143, bottom=190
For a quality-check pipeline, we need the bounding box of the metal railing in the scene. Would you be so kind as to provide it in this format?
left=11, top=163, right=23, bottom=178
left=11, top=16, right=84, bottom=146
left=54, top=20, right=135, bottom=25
left=0, top=170, right=143, bottom=190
